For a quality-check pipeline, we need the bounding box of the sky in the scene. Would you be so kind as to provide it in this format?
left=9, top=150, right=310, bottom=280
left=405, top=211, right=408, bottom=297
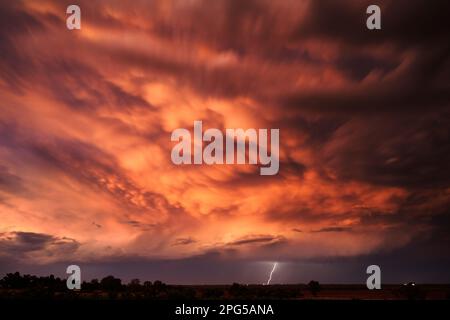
left=0, top=0, right=449, bottom=284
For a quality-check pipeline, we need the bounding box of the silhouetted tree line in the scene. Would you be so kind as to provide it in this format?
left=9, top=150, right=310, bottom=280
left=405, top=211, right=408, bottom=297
left=0, top=272, right=306, bottom=299
left=0, top=272, right=65, bottom=290
left=0, top=273, right=439, bottom=300
left=0, top=272, right=192, bottom=299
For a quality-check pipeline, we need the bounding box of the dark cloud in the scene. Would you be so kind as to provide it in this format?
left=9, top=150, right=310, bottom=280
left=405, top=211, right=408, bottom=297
left=335, top=52, right=399, bottom=82
left=0, top=231, right=79, bottom=257
left=320, top=113, right=450, bottom=188
left=122, top=220, right=156, bottom=231
left=294, top=0, right=450, bottom=46
left=311, top=227, right=352, bottom=233
left=0, top=232, right=53, bottom=252
left=227, top=234, right=285, bottom=246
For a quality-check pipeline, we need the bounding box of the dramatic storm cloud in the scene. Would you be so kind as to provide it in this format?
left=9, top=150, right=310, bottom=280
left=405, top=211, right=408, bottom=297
left=0, top=0, right=449, bottom=283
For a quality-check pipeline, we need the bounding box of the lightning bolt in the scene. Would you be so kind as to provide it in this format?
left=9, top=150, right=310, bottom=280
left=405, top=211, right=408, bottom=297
left=266, top=262, right=278, bottom=285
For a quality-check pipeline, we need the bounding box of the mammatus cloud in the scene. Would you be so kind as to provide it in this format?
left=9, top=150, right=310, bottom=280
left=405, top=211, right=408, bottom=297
left=0, top=0, right=449, bottom=282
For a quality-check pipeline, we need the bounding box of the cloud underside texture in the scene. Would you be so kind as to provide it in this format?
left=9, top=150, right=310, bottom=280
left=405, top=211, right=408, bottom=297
left=0, top=0, right=449, bottom=282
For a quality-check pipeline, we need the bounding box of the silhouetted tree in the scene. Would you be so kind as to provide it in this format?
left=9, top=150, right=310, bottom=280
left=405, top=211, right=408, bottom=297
left=126, top=278, right=143, bottom=295
left=201, top=287, right=224, bottom=299
left=100, top=276, right=123, bottom=291
left=82, top=278, right=101, bottom=291
left=229, top=283, right=248, bottom=298
left=398, top=283, right=425, bottom=300
left=1, top=272, right=28, bottom=289
left=308, top=280, right=321, bottom=296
